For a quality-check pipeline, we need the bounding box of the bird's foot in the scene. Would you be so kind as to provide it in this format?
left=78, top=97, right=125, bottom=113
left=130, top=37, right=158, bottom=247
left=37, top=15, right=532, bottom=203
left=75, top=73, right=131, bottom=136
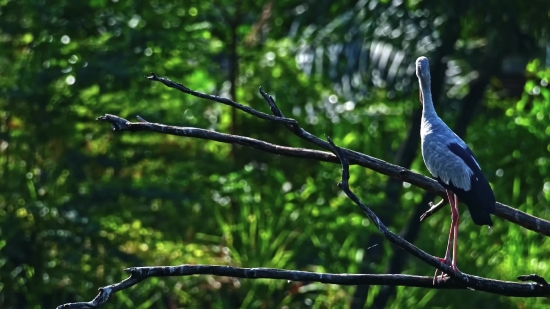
left=432, top=256, right=451, bottom=285
left=432, top=258, right=461, bottom=284
left=433, top=272, right=450, bottom=283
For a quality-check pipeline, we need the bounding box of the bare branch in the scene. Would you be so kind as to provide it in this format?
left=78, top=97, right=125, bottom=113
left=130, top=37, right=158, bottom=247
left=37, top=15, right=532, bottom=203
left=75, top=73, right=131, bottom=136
left=146, top=73, right=297, bottom=126
left=420, top=199, right=448, bottom=221
left=117, top=75, right=550, bottom=237
left=56, top=264, right=550, bottom=308
left=56, top=273, right=145, bottom=309
left=97, top=114, right=337, bottom=162
left=97, top=111, right=550, bottom=237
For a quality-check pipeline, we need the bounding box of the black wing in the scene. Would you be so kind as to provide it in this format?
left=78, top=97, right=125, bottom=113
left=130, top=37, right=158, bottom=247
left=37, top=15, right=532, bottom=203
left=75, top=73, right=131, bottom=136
left=447, top=143, right=481, bottom=174
left=438, top=143, right=496, bottom=226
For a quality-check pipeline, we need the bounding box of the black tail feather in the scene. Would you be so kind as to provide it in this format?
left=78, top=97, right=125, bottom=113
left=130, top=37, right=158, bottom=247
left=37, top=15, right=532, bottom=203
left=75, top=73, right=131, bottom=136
left=466, top=204, right=494, bottom=226
left=438, top=173, right=496, bottom=227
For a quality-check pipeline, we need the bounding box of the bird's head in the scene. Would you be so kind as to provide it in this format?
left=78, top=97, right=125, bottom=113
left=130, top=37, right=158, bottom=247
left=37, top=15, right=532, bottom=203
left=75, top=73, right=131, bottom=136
left=416, top=56, right=431, bottom=79
left=416, top=56, right=432, bottom=106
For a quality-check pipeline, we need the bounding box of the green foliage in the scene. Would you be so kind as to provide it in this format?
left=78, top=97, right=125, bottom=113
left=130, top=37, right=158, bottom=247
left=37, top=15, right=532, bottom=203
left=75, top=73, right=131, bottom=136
left=1, top=0, right=549, bottom=308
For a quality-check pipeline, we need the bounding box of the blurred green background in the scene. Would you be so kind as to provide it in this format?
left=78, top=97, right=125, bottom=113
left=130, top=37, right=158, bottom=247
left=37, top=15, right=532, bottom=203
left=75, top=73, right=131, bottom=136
left=1, top=0, right=550, bottom=308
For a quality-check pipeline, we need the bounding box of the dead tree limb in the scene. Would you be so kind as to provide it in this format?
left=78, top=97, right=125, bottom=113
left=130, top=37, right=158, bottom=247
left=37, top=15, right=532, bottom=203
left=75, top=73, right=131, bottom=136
left=56, top=264, right=550, bottom=308
left=98, top=75, right=550, bottom=238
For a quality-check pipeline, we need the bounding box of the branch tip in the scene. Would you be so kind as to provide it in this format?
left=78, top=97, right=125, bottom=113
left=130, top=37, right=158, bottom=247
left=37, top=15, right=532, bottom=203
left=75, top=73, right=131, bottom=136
left=136, top=115, right=149, bottom=123
left=96, top=114, right=131, bottom=131
left=420, top=199, right=448, bottom=222
left=517, top=274, right=549, bottom=287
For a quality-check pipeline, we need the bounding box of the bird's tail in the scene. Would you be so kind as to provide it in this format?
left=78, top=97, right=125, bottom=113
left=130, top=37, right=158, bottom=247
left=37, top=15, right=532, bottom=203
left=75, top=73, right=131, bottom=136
left=466, top=205, right=494, bottom=226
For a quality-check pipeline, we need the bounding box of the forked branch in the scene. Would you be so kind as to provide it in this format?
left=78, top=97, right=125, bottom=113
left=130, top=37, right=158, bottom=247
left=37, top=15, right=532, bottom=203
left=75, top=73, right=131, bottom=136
left=100, top=73, right=550, bottom=238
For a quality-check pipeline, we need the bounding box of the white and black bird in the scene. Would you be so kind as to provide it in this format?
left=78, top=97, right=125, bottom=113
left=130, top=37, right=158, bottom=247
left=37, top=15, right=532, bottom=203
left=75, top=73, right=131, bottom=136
left=416, top=56, right=496, bottom=281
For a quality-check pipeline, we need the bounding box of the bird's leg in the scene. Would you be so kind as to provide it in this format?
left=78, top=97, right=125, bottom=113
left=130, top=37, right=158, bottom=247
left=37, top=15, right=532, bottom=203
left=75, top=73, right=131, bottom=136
left=450, top=193, right=461, bottom=273
left=438, top=190, right=457, bottom=263
left=433, top=190, right=456, bottom=284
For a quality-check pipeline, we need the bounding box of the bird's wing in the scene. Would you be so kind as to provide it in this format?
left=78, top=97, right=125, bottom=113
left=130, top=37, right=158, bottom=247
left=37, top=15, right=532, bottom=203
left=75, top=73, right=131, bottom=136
left=444, top=142, right=496, bottom=222
left=446, top=142, right=482, bottom=173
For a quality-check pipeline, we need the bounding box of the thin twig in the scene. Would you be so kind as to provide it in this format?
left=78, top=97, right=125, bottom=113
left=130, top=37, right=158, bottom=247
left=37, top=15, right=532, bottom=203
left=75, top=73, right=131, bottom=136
left=420, top=199, right=448, bottom=221
left=57, top=273, right=145, bottom=309
left=146, top=73, right=297, bottom=126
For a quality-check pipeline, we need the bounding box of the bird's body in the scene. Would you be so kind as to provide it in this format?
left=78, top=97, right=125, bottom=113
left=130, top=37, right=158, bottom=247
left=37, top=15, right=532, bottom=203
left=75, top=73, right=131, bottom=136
left=421, top=109, right=496, bottom=225
left=416, top=56, right=496, bottom=282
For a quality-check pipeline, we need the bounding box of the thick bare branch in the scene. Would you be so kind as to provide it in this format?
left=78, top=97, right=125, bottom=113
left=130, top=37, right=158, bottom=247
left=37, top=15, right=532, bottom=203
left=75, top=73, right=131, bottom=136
left=258, top=89, right=550, bottom=236
left=97, top=113, right=550, bottom=237
left=56, top=264, right=550, bottom=308
left=96, top=114, right=439, bottom=192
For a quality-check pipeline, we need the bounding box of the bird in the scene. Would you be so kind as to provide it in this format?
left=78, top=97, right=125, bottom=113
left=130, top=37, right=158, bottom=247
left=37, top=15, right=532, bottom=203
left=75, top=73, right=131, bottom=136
left=415, top=56, right=496, bottom=283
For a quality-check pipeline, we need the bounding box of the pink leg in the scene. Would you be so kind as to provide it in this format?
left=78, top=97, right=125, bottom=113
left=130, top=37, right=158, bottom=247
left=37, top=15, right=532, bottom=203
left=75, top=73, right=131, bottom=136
left=450, top=194, right=460, bottom=273
left=442, top=190, right=456, bottom=263
left=433, top=190, right=456, bottom=284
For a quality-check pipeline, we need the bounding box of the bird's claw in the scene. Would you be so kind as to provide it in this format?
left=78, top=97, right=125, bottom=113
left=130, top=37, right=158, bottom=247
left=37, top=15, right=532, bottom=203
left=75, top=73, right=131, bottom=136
left=432, top=256, right=452, bottom=285
left=433, top=272, right=450, bottom=283
left=432, top=257, right=461, bottom=284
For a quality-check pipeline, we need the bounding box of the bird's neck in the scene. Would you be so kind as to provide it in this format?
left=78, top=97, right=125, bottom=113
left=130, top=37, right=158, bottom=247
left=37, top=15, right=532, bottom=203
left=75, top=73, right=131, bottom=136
left=422, top=100, right=437, bottom=118
left=419, top=76, right=438, bottom=118
left=421, top=93, right=438, bottom=119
